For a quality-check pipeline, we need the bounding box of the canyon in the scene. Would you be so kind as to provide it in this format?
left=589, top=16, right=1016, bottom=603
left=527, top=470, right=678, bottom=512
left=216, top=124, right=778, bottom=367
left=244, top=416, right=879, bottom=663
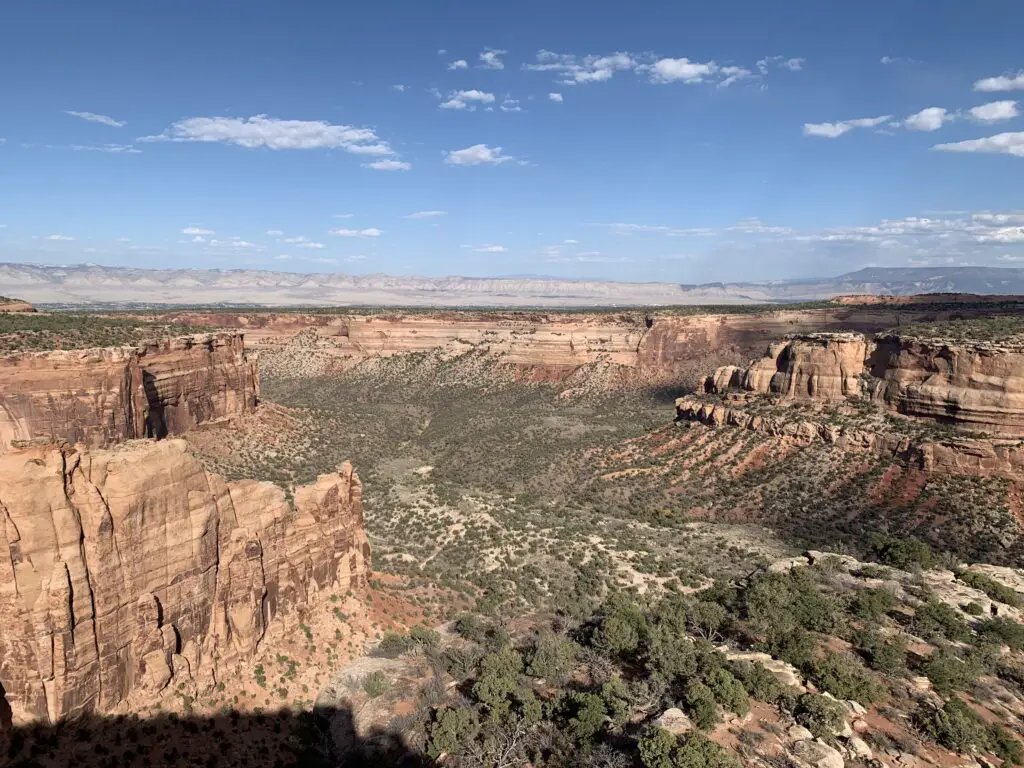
left=2, top=297, right=1024, bottom=768
left=0, top=438, right=369, bottom=725
left=0, top=332, right=259, bottom=454
left=150, top=297, right=1024, bottom=387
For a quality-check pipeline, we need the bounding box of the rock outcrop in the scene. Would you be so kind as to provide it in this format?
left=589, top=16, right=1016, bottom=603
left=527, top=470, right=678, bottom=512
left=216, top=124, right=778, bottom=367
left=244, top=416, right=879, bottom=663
left=675, top=395, right=1024, bottom=480
left=0, top=332, right=258, bottom=453
left=869, top=335, right=1024, bottom=435
left=705, top=333, right=869, bottom=400
left=0, top=297, right=34, bottom=313
left=703, top=332, right=1024, bottom=436
left=0, top=438, right=370, bottom=724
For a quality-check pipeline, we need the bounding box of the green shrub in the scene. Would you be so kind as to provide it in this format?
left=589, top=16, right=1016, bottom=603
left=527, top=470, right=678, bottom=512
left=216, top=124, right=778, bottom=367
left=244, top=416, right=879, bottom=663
left=850, top=587, right=896, bottom=622
left=868, top=535, right=935, bottom=570
left=913, top=601, right=971, bottom=643
left=853, top=630, right=906, bottom=676
left=914, top=698, right=983, bottom=753
left=685, top=681, right=719, bottom=730
left=374, top=632, right=417, bottom=658
left=918, top=647, right=980, bottom=696
left=707, top=668, right=749, bottom=717
left=977, top=617, right=1024, bottom=651
left=427, top=707, right=480, bottom=760
left=984, top=723, right=1024, bottom=766
left=808, top=653, right=886, bottom=705
left=794, top=693, right=845, bottom=739
left=526, top=632, right=578, bottom=685
left=956, top=571, right=1024, bottom=609
left=639, top=729, right=741, bottom=768
left=361, top=670, right=390, bottom=698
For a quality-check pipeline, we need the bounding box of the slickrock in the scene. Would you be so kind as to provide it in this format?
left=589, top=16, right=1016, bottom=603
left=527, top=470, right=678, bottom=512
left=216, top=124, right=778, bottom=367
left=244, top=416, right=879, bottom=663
left=0, top=438, right=370, bottom=724
left=0, top=332, right=258, bottom=453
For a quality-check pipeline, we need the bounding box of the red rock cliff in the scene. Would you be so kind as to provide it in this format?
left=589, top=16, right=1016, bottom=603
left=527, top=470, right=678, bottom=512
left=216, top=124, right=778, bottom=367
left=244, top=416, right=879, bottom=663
left=0, top=332, right=259, bottom=453
left=0, top=439, right=370, bottom=724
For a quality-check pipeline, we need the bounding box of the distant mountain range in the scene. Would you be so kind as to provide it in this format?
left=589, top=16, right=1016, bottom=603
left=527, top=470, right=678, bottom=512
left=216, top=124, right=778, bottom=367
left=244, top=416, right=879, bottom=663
left=2, top=263, right=1024, bottom=307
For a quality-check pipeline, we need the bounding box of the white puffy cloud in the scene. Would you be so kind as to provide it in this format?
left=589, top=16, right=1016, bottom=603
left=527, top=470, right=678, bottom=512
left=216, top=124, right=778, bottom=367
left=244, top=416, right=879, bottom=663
left=332, top=213, right=354, bottom=219
left=718, top=66, right=753, bottom=88
left=969, top=100, right=1019, bottom=123
left=444, top=143, right=515, bottom=166
left=974, top=72, right=1024, bottom=92
left=329, top=227, right=382, bottom=238
left=70, top=144, right=141, bottom=153
left=208, top=238, right=257, bottom=249
left=282, top=236, right=322, bottom=248
left=976, top=226, right=1024, bottom=243
left=648, top=57, right=718, bottom=84
left=66, top=110, right=125, bottom=128
left=274, top=254, right=291, bottom=260
left=756, top=56, right=805, bottom=74
left=524, top=50, right=637, bottom=85
left=45, top=234, right=75, bottom=241
left=447, top=59, right=469, bottom=71
left=903, top=107, right=953, bottom=132
left=139, top=115, right=398, bottom=158
left=803, top=115, right=891, bottom=138
left=478, top=48, right=506, bottom=70
left=471, top=244, right=508, bottom=253
left=548, top=92, right=563, bottom=103
left=500, top=98, right=522, bottom=112
left=182, top=227, right=215, bottom=235
left=439, top=89, right=496, bottom=111
left=405, top=211, right=447, bottom=219
left=363, top=159, right=411, bottom=171
left=933, top=131, right=1024, bottom=157
left=266, top=229, right=284, bottom=236
left=392, top=84, right=408, bottom=92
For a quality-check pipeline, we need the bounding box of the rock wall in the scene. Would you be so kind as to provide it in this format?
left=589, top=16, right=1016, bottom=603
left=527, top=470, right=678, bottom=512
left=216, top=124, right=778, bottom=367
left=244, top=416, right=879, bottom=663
left=704, top=333, right=1024, bottom=436
left=0, top=332, right=258, bottom=453
left=675, top=395, right=1024, bottom=479
left=136, top=334, right=260, bottom=439
left=706, top=333, right=869, bottom=400
left=869, top=335, right=1024, bottom=435
left=0, top=438, right=370, bottom=724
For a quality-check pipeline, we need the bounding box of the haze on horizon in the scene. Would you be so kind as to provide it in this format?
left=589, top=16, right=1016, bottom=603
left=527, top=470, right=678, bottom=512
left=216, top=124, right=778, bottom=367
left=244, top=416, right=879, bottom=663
left=2, top=0, right=1024, bottom=284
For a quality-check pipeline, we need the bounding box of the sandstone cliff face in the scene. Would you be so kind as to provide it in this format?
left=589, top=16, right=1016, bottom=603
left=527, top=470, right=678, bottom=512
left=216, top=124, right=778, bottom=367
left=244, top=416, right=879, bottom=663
left=0, top=333, right=258, bottom=453
left=705, top=334, right=868, bottom=400
left=703, top=333, right=1024, bottom=436
left=675, top=395, right=1024, bottom=479
left=869, top=335, right=1024, bottom=435
left=149, top=303, right=1021, bottom=387
left=0, top=438, right=370, bottom=725
left=136, top=334, right=260, bottom=438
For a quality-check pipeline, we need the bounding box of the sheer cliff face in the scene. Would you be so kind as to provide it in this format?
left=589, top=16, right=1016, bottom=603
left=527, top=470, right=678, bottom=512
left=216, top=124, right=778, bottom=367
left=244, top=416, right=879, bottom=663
left=703, top=333, right=1024, bottom=436
left=0, top=333, right=258, bottom=453
left=870, top=336, right=1024, bottom=435
left=0, top=439, right=370, bottom=725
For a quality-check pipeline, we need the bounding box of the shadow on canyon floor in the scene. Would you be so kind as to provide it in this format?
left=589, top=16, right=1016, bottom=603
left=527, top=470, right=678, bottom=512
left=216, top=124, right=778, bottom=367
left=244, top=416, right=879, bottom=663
left=0, top=705, right=428, bottom=768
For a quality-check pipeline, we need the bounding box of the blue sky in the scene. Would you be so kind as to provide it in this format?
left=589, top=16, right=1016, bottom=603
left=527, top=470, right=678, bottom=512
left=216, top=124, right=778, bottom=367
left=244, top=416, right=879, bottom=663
left=2, top=0, right=1024, bottom=283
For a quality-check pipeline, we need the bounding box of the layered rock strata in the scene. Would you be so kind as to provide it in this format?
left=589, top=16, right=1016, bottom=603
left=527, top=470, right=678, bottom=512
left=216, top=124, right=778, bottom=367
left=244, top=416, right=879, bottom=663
left=675, top=396, right=1024, bottom=480
left=703, top=333, right=1024, bottom=436
left=0, top=438, right=370, bottom=724
left=0, top=332, right=259, bottom=453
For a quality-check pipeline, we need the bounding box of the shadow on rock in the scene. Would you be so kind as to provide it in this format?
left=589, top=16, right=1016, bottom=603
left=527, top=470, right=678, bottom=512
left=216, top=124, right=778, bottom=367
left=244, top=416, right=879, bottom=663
left=0, top=704, right=428, bottom=768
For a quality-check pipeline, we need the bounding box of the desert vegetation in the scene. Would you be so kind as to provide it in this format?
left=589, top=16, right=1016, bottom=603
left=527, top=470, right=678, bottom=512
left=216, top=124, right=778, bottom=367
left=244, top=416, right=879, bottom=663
left=0, top=312, right=211, bottom=352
